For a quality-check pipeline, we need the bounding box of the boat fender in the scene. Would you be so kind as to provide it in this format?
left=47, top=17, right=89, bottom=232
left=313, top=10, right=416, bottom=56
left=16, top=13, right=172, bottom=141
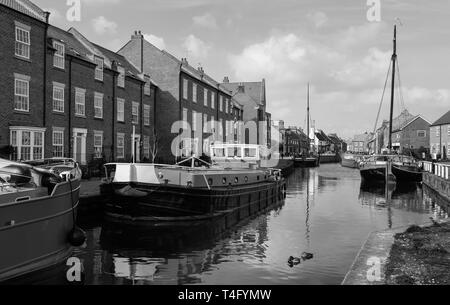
left=68, top=226, right=86, bottom=247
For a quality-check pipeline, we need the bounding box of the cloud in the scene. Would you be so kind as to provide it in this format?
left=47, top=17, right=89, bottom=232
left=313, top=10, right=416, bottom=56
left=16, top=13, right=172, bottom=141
left=104, top=38, right=123, bottom=52
left=307, top=11, right=328, bottom=28
left=82, top=0, right=121, bottom=5
left=193, top=13, right=218, bottom=29
left=182, top=34, right=211, bottom=59
left=44, top=8, right=62, bottom=23
left=92, top=16, right=117, bottom=35
left=143, top=33, right=166, bottom=50
left=228, top=25, right=449, bottom=138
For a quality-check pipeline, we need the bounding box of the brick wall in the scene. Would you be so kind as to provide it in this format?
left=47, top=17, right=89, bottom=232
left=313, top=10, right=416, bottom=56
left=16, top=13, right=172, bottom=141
left=0, top=5, right=46, bottom=156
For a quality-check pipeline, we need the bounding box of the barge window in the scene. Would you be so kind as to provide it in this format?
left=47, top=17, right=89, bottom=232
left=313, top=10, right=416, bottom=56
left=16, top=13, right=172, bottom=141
left=208, top=178, right=213, bottom=186
left=244, top=176, right=248, bottom=183
left=222, top=178, right=227, bottom=184
left=234, top=177, right=239, bottom=183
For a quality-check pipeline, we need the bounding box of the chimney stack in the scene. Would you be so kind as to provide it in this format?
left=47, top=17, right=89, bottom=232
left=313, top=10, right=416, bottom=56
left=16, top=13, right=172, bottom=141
left=223, top=76, right=229, bottom=83
left=181, top=58, right=189, bottom=65
left=132, top=30, right=143, bottom=40
left=237, top=82, right=245, bottom=93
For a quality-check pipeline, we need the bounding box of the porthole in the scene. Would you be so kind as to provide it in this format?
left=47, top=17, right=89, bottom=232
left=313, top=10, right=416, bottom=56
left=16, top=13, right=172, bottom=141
left=244, top=176, right=249, bottom=183
left=222, top=177, right=227, bottom=184
left=235, top=177, right=239, bottom=183
left=257, top=176, right=260, bottom=181
left=208, top=178, right=213, bottom=186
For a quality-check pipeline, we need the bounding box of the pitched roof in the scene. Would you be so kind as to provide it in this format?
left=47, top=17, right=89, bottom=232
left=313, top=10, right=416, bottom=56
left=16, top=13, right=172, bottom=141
left=160, top=50, right=232, bottom=96
left=0, top=0, right=47, bottom=22
left=221, top=82, right=266, bottom=106
left=431, top=110, right=450, bottom=127
left=315, top=130, right=331, bottom=142
left=93, top=43, right=143, bottom=80
left=48, top=26, right=93, bottom=63
left=392, top=115, right=431, bottom=132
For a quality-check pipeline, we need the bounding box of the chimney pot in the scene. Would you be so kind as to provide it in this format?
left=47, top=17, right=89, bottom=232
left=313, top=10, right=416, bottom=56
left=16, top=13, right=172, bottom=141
left=223, top=76, right=229, bottom=83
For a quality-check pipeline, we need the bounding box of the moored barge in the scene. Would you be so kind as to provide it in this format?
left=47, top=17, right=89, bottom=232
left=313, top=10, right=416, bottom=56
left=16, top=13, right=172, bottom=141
left=102, top=145, right=287, bottom=225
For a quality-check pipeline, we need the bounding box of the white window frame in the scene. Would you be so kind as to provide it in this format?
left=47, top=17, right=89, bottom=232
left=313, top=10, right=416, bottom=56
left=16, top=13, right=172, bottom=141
left=53, top=41, right=65, bottom=69
left=182, top=108, right=188, bottom=122
left=10, top=127, right=45, bottom=161
left=144, top=76, right=151, bottom=96
left=94, top=92, right=103, bottom=119
left=117, top=98, right=125, bottom=122
left=52, top=129, right=64, bottom=158
left=117, top=66, right=125, bottom=88
left=94, top=56, right=104, bottom=81
left=15, top=23, right=30, bottom=59
left=192, top=83, right=197, bottom=103
left=219, top=96, right=223, bottom=112
left=132, top=101, right=139, bottom=125
left=204, top=88, right=208, bottom=106
left=183, top=79, right=188, bottom=100
left=417, top=130, right=426, bottom=138
left=437, top=127, right=440, bottom=137
left=117, top=133, right=125, bottom=159
left=75, top=87, right=86, bottom=117
left=94, top=131, right=103, bottom=159
left=144, top=104, right=151, bottom=126
left=211, top=93, right=215, bottom=109
left=143, top=135, right=150, bottom=159
left=14, top=74, right=30, bottom=112
left=52, top=82, right=65, bottom=113
left=192, top=111, right=198, bottom=131
left=203, top=114, right=208, bottom=132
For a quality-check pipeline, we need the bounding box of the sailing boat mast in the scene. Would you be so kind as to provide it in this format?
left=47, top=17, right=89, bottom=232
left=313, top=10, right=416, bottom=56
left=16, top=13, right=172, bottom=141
left=388, top=25, right=397, bottom=153
left=307, top=83, right=310, bottom=153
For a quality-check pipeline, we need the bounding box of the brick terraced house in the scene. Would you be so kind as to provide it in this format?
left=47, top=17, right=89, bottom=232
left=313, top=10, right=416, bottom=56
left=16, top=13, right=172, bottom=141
left=0, top=0, right=49, bottom=161
left=119, top=31, right=236, bottom=163
left=0, top=0, right=157, bottom=167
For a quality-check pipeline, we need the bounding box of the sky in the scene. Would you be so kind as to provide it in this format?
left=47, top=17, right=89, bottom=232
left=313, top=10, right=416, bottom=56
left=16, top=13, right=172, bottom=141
left=33, top=0, right=450, bottom=139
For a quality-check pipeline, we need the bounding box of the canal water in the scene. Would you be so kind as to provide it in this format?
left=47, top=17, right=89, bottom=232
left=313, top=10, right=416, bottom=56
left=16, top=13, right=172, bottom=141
left=70, top=164, right=449, bottom=284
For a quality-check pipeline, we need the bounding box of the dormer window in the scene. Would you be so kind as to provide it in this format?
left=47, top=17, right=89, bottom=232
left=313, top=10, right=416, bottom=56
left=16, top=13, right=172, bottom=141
left=94, top=56, right=104, bottom=81
left=117, top=66, right=125, bottom=88
left=53, top=41, right=65, bottom=69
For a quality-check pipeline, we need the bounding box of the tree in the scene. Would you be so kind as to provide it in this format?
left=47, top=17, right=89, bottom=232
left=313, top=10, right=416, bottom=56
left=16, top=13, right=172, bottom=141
left=149, top=129, right=162, bottom=163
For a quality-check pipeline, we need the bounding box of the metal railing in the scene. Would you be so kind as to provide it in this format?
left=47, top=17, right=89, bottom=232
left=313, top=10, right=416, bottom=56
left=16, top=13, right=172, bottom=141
left=420, top=161, right=450, bottom=180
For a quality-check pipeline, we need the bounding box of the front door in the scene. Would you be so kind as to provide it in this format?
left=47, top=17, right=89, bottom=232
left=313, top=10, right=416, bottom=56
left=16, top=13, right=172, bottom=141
left=132, top=135, right=141, bottom=162
left=73, top=128, right=87, bottom=165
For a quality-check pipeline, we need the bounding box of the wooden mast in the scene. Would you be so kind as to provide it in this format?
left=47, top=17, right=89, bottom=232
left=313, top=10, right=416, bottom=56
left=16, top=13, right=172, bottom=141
left=307, top=83, right=310, bottom=154
left=388, top=25, right=397, bottom=153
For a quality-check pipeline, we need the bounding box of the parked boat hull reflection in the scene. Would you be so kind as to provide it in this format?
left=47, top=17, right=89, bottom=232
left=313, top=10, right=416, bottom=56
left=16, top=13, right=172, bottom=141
left=103, top=181, right=286, bottom=225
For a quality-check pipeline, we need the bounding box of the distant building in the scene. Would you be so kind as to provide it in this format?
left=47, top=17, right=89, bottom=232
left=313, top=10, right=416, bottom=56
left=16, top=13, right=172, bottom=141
left=221, top=79, right=270, bottom=147
left=314, top=130, right=331, bottom=153
left=283, top=126, right=308, bottom=156
left=327, top=133, right=346, bottom=153
left=430, top=110, right=450, bottom=158
left=351, top=133, right=371, bottom=153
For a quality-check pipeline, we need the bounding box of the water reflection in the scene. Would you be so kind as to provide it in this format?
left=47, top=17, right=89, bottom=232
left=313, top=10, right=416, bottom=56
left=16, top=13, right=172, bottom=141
left=78, top=200, right=285, bottom=285
left=15, top=164, right=450, bottom=285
